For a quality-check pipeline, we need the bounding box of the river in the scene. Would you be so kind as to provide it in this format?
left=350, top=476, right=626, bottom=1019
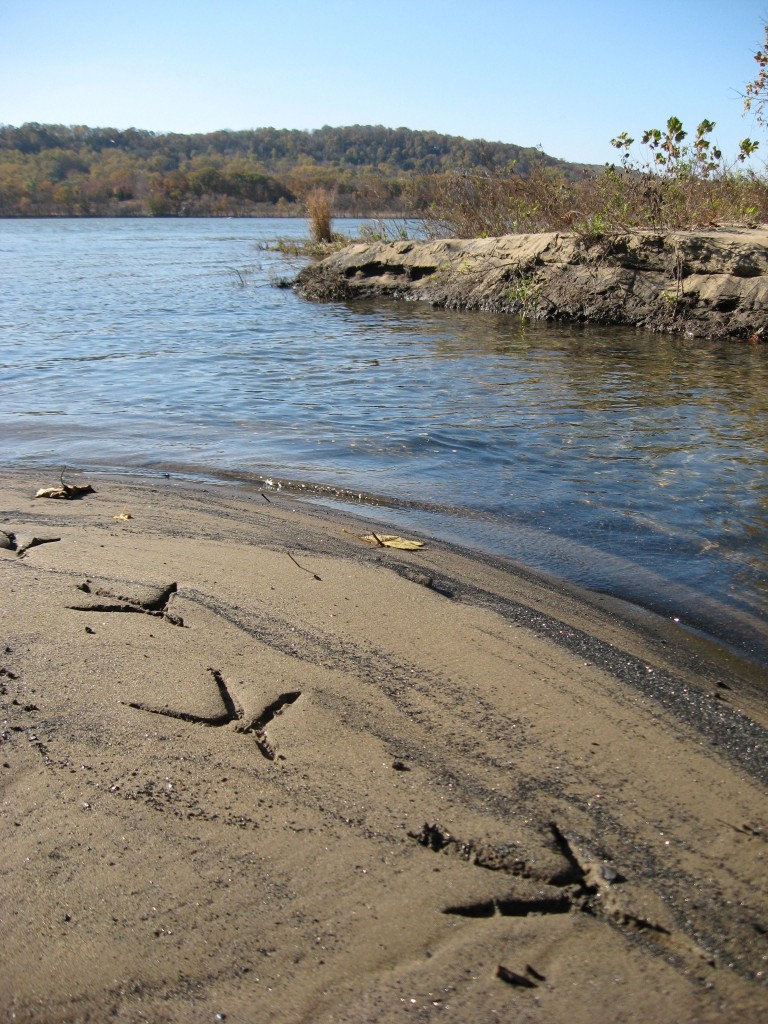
left=1, top=217, right=767, bottom=671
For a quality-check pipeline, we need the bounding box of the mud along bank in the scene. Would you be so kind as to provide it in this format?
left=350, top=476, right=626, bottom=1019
left=294, top=227, right=768, bottom=340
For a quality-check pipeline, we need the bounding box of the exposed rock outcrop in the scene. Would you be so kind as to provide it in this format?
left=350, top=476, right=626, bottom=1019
left=294, top=227, right=768, bottom=340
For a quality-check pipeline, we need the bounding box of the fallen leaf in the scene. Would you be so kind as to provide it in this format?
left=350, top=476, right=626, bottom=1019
left=35, top=468, right=95, bottom=500
left=360, top=532, right=424, bottom=550
left=35, top=483, right=95, bottom=500
left=113, top=511, right=133, bottom=521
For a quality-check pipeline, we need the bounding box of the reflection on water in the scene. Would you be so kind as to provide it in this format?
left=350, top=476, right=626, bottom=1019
left=1, top=218, right=766, bottom=668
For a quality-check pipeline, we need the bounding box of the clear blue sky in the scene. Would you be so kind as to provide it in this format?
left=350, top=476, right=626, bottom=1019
left=2, top=0, right=767, bottom=165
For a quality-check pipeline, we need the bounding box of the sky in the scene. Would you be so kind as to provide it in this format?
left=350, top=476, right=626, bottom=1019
left=1, top=0, right=767, bottom=166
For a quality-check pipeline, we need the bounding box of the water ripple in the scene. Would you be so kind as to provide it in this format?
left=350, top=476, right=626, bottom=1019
left=1, top=217, right=767, bottom=668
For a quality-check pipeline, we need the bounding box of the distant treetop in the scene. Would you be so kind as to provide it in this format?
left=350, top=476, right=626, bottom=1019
left=0, top=122, right=580, bottom=176
left=0, top=122, right=590, bottom=218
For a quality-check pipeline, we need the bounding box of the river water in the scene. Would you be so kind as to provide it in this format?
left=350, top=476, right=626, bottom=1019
left=1, top=218, right=767, bottom=671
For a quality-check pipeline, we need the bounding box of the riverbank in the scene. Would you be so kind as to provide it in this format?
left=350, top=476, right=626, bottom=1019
left=1, top=470, right=766, bottom=1023
left=295, top=226, right=768, bottom=341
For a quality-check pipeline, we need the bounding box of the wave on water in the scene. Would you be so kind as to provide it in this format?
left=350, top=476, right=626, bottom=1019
left=1, top=217, right=767, bottom=673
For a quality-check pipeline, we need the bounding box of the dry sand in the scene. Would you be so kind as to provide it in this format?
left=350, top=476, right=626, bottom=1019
left=1, top=469, right=766, bottom=1023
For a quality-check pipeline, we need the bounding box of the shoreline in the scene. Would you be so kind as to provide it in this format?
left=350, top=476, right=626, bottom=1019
left=0, top=212, right=411, bottom=222
left=1, top=469, right=767, bottom=1022
left=30, top=460, right=768, bottom=678
left=6, top=461, right=768, bottom=679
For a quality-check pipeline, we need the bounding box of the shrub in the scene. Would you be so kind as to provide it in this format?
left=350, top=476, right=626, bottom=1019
left=422, top=119, right=766, bottom=239
left=306, top=187, right=334, bottom=243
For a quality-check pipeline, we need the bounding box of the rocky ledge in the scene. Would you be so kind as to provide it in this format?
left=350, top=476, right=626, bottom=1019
left=294, top=227, right=768, bottom=341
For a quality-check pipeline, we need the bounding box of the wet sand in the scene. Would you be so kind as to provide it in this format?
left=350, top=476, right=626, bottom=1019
left=1, top=469, right=766, bottom=1023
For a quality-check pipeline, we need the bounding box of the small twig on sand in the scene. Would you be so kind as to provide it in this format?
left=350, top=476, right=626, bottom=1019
left=286, top=551, right=322, bottom=581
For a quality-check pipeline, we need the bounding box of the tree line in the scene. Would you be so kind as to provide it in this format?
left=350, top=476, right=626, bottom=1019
left=0, top=123, right=581, bottom=218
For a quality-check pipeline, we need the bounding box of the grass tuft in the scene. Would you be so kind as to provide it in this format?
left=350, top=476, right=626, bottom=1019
left=306, top=188, right=334, bottom=244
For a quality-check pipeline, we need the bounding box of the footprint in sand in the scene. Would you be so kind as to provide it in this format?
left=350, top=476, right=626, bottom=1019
left=69, top=579, right=302, bottom=760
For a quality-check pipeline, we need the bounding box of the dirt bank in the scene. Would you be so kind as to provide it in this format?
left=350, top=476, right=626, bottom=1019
left=294, top=227, right=768, bottom=340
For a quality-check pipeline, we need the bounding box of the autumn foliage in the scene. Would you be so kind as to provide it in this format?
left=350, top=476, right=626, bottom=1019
left=0, top=123, right=570, bottom=219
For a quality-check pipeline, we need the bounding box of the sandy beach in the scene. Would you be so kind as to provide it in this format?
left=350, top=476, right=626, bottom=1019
left=1, top=469, right=766, bottom=1023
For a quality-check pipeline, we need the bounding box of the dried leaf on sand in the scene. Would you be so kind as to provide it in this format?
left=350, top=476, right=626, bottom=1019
left=350, top=531, right=425, bottom=550
left=35, top=471, right=95, bottom=501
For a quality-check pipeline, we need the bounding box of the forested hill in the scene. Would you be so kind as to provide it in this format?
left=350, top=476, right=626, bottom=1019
left=0, top=122, right=585, bottom=217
